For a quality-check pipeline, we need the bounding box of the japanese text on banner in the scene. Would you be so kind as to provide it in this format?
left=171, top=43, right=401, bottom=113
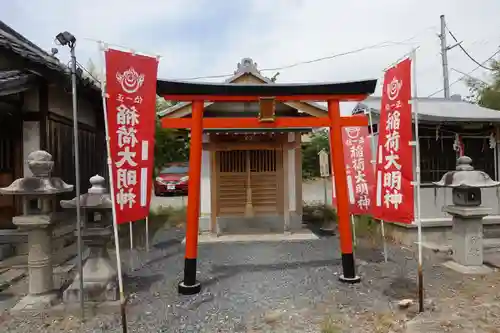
left=343, top=122, right=375, bottom=215
left=105, top=49, right=158, bottom=224
left=373, top=58, right=414, bottom=223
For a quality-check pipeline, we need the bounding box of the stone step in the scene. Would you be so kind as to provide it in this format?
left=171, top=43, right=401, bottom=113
left=0, top=268, right=26, bottom=291
left=0, top=242, right=78, bottom=269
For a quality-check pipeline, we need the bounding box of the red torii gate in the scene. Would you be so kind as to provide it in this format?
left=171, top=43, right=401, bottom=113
left=157, top=79, right=377, bottom=295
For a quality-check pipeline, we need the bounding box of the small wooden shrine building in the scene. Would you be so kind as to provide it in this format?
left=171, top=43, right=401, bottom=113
left=158, top=58, right=334, bottom=235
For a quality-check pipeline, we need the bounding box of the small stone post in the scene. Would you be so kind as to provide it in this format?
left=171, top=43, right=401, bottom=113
left=0, top=151, right=73, bottom=311
left=60, top=175, right=118, bottom=303
left=433, top=156, right=500, bottom=274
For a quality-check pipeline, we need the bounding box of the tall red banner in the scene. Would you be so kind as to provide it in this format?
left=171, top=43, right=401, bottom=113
left=331, top=121, right=375, bottom=215
left=105, top=49, right=158, bottom=224
left=343, top=123, right=375, bottom=215
left=373, top=58, right=414, bottom=223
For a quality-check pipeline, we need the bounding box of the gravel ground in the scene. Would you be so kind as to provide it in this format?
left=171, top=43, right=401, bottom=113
left=4, top=225, right=499, bottom=333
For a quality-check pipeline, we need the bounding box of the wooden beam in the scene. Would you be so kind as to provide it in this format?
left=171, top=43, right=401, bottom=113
left=162, top=115, right=368, bottom=129
left=160, top=94, right=369, bottom=102
left=203, top=141, right=299, bottom=151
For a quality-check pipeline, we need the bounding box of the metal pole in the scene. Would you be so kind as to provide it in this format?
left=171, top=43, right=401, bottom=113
left=70, top=44, right=85, bottom=320
left=129, top=221, right=134, bottom=271
left=350, top=215, right=356, bottom=247
left=366, top=108, right=388, bottom=263
left=411, top=48, right=424, bottom=313
left=98, top=42, right=128, bottom=333
left=440, top=14, right=451, bottom=99
left=145, top=216, right=150, bottom=253
left=323, top=176, right=328, bottom=205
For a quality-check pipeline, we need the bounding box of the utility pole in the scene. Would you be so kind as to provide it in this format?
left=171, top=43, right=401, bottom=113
left=439, top=15, right=451, bottom=99
left=439, top=14, right=461, bottom=99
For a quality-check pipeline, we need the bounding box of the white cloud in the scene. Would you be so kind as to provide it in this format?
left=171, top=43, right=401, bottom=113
left=3, top=0, right=500, bottom=108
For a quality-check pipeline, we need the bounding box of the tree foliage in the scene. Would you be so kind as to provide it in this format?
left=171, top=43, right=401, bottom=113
left=466, top=59, right=500, bottom=110
left=301, top=129, right=330, bottom=179
left=154, top=97, right=189, bottom=174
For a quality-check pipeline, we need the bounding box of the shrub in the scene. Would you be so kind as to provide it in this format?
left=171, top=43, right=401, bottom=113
left=115, top=205, right=186, bottom=249
left=302, top=201, right=337, bottom=227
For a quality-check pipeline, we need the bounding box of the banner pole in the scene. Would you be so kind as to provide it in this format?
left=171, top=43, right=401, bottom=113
left=323, top=176, right=328, bottom=205
left=411, top=48, right=424, bottom=313
left=146, top=216, right=150, bottom=253
left=350, top=215, right=357, bottom=247
left=98, top=42, right=128, bottom=333
left=129, top=221, right=134, bottom=271
left=365, top=108, right=388, bottom=263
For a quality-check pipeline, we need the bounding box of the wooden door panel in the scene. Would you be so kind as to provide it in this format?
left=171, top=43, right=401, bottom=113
left=217, top=149, right=280, bottom=216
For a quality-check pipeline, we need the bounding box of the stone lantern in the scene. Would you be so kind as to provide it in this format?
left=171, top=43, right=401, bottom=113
left=0, top=151, right=73, bottom=311
left=60, top=174, right=118, bottom=303
left=433, top=156, right=500, bottom=273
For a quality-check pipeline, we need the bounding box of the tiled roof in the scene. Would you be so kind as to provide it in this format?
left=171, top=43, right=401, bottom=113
left=0, top=20, right=100, bottom=99
left=0, top=21, right=67, bottom=73
left=0, top=70, right=37, bottom=96
left=353, top=96, right=500, bottom=122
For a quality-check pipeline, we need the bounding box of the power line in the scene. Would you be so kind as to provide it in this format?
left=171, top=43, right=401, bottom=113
left=76, top=60, right=100, bottom=82
left=173, top=27, right=437, bottom=81
left=445, top=24, right=495, bottom=71
left=427, top=48, right=500, bottom=97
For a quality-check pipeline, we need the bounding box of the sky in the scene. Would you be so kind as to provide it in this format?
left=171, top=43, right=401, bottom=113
left=2, top=0, right=500, bottom=114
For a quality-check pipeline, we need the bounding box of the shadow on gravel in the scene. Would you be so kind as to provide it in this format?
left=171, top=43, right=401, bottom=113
left=304, top=222, right=337, bottom=238
left=145, top=248, right=183, bottom=266
left=202, top=259, right=342, bottom=287
left=382, top=276, right=417, bottom=300
left=153, top=238, right=182, bottom=250
left=355, top=247, right=387, bottom=263
left=124, top=273, right=164, bottom=293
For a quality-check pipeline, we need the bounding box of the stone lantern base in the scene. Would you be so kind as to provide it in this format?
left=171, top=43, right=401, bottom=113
left=10, top=214, right=59, bottom=312
left=11, top=293, right=60, bottom=313
left=442, top=205, right=494, bottom=275
left=63, top=226, right=118, bottom=303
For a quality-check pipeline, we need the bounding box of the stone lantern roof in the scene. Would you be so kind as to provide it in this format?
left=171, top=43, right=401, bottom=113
left=60, top=175, right=112, bottom=209
left=433, top=156, right=500, bottom=188
left=0, top=150, right=73, bottom=195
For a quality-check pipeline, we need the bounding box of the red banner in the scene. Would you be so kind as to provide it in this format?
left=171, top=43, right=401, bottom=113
left=343, top=123, right=375, bottom=215
left=330, top=121, right=375, bottom=215
left=373, top=58, right=414, bottom=223
left=105, top=49, right=158, bottom=224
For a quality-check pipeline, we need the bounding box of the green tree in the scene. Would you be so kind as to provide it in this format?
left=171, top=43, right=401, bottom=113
left=466, top=59, right=500, bottom=110
left=301, top=129, right=330, bottom=179
left=154, top=97, right=189, bottom=174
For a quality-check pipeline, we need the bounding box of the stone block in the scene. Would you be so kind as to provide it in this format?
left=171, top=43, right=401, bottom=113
left=10, top=293, right=59, bottom=313
left=199, top=216, right=210, bottom=233
left=451, top=216, right=483, bottom=266
left=289, top=212, right=302, bottom=231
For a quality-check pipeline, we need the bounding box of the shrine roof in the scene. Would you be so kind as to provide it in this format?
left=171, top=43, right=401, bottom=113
left=157, top=57, right=377, bottom=118
left=156, top=79, right=377, bottom=98
left=353, top=96, right=500, bottom=123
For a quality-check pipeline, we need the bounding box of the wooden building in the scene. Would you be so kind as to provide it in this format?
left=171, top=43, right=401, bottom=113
left=0, top=21, right=106, bottom=255
left=158, top=58, right=331, bottom=234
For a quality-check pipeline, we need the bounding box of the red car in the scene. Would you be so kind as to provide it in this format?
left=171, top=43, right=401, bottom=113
left=154, top=163, right=189, bottom=196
